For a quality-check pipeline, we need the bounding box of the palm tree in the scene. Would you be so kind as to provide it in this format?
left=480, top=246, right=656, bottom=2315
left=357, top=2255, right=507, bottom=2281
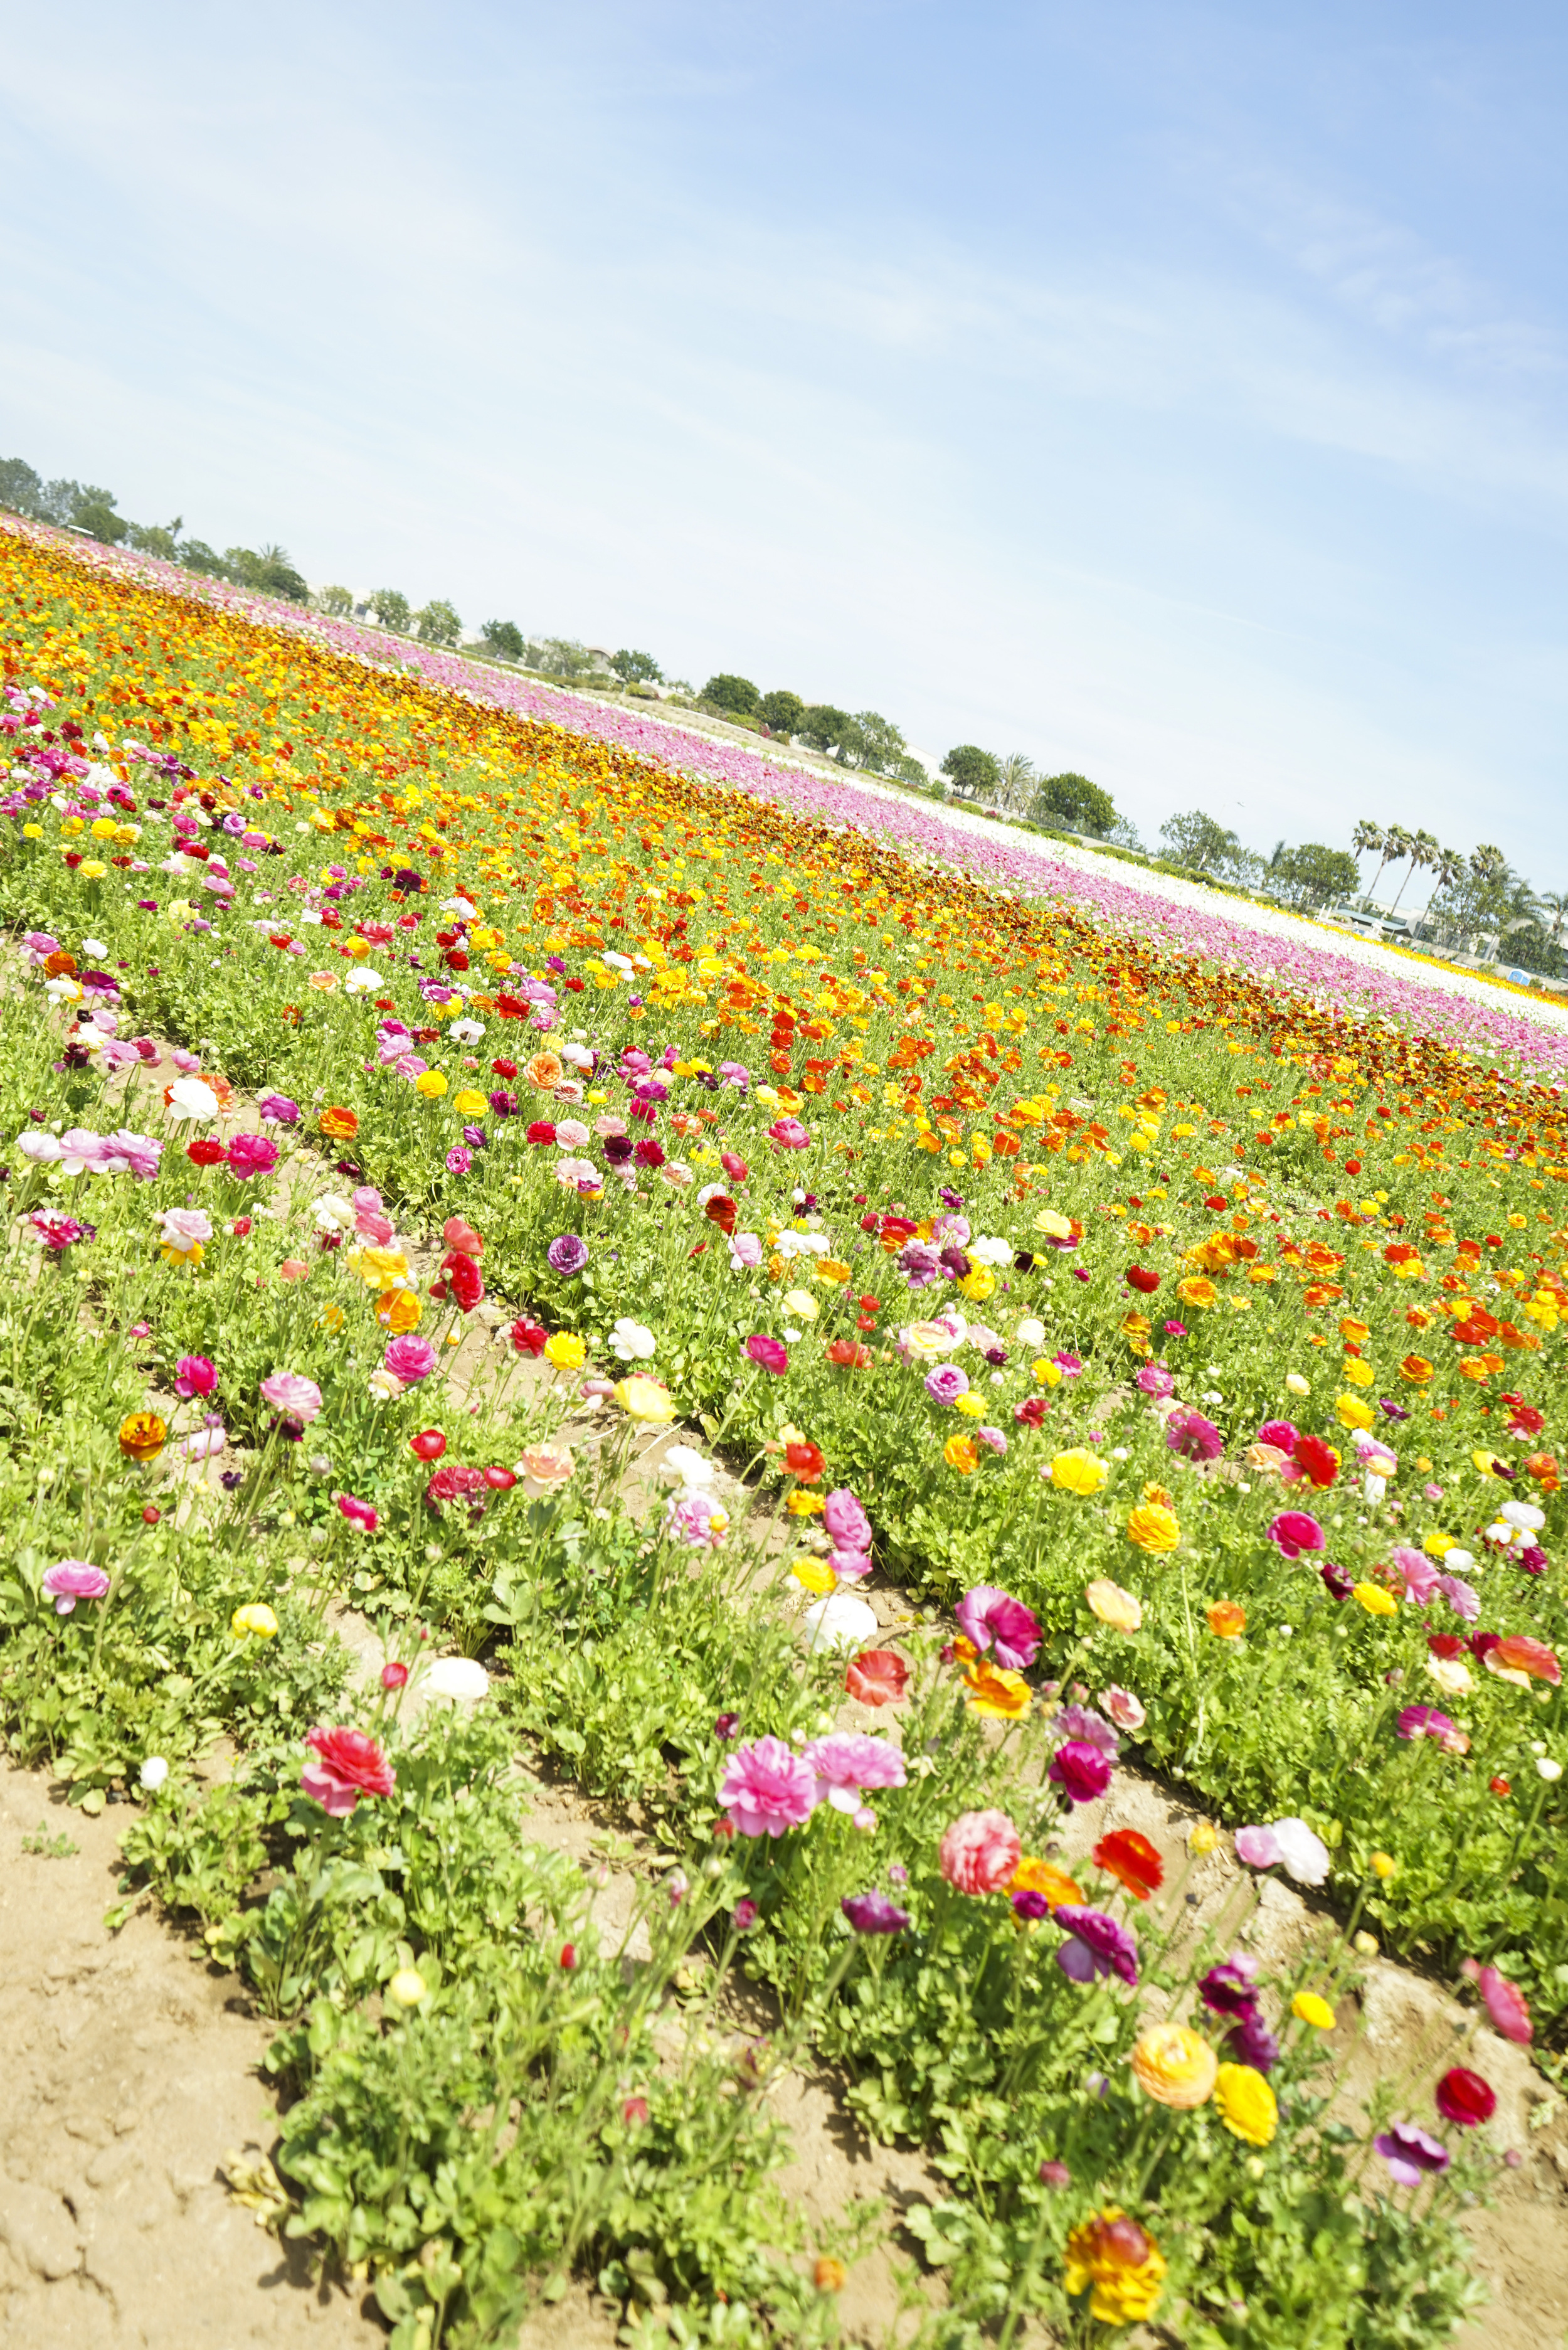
left=1470, top=843, right=1508, bottom=889
left=1352, top=820, right=1384, bottom=898
left=997, top=753, right=1036, bottom=815
left=1387, top=829, right=1438, bottom=916
left=1536, top=889, right=1568, bottom=974
left=1417, top=846, right=1466, bottom=933
left=1374, top=825, right=1413, bottom=907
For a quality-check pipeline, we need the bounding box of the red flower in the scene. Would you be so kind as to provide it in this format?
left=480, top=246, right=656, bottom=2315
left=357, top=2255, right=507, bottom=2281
left=426, top=1463, right=487, bottom=1506
left=845, top=1650, right=909, bottom=1706
left=492, top=1056, right=519, bottom=1079
left=526, top=1120, right=557, bottom=1146
left=444, top=1253, right=484, bottom=1312
left=826, top=1339, right=872, bottom=1368
left=785, top=1440, right=825, bottom=1479
left=1294, top=1434, right=1340, bottom=1489
left=1014, top=1396, right=1047, bottom=1427
left=511, top=1319, right=549, bottom=1357
left=1490, top=1776, right=1512, bottom=1798
left=442, top=1217, right=485, bottom=1258
left=721, top=1151, right=748, bottom=1184
left=1434, top=2066, right=1495, bottom=2128
left=410, top=1429, right=447, bottom=1461
left=186, top=1138, right=226, bottom=1167
left=300, top=1725, right=395, bottom=1815
left=484, top=1465, right=517, bottom=1490
left=1426, top=1634, right=1465, bottom=1661
left=1126, top=1266, right=1160, bottom=1294
left=559, top=1942, right=578, bottom=1970
left=704, top=1193, right=738, bottom=1235
left=1093, top=1828, right=1164, bottom=1902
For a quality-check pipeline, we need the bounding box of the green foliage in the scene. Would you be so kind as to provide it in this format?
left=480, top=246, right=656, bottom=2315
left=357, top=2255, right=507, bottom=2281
left=612, top=648, right=664, bottom=683
left=1032, top=772, right=1117, bottom=837
left=315, top=584, right=356, bottom=619
left=940, top=744, right=1002, bottom=799
left=758, top=689, right=804, bottom=735
left=369, top=588, right=413, bottom=632
left=1270, top=843, right=1360, bottom=908
left=700, top=674, right=760, bottom=716
left=415, top=599, right=464, bottom=647
left=1159, top=807, right=1246, bottom=874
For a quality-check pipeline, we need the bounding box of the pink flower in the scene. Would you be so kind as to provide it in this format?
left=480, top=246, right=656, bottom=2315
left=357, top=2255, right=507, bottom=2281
left=226, top=1132, right=278, bottom=1180
left=259, top=1370, right=324, bottom=1423
left=384, top=1334, right=438, bottom=1384
left=300, top=1726, right=395, bottom=1815
left=924, top=1363, right=969, bottom=1406
left=665, top=1491, right=728, bottom=1549
left=938, top=1808, right=1021, bottom=1894
left=1266, top=1510, right=1325, bottom=1560
left=728, top=1232, right=764, bottom=1270
left=1391, top=1545, right=1439, bottom=1603
left=717, top=1736, right=818, bottom=1836
left=1463, top=1961, right=1532, bottom=2046
left=41, top=1560, right=111, bottom=1615
left=766, top=1117, right=811, bottom=1150
left=1234, top=1824, right=1285, bottom=1869
left=256, top=1090, right=300, bottom=1125
left=174, top=1354, right=216, bottom=1398
left=182, top=1425, right=226, bottom=1459
left=800, top=1732, right=908, bottom=1812
left=823, top=1487, right=872, bottom=1550
left=339, top=1494, right=379, bottom=1532
left=744, top=1333, right=789, bottom=1376
left=1100, top=1685, right=1147, bottom=1731
left=1165, top=1408, right=1224, bottom=1462
left=1134, top=1363, right=1175, bottom=1397
left=1438, top=1572, right=1480, bottom=1621
left=955, top=1585, right=1041, bottom=1670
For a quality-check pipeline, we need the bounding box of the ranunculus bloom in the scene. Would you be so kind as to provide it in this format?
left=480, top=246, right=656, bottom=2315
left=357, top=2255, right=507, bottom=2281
left=1215, top=2063, right=1278, bottom=2145
left=1126, top=1502, right=1180, bottom=1553
left=1165, top=1409, right=1223, bottom=1463
left=1093, top=1829, right=1163, bottom=1901
left=547, top=1233, right=589, bottom=1277
left=260, top=1371, right=323, bottom=1423
left=718, top=1735, right=818, bottom=1836
left=1050, top=1447, right=1108, bottom=1495
left=257, top=1090, right=300, bottom=1125
left=845, top=1649, right=909, bottom=1705
left=1049, top=1739, right=1113, bottom=1805
left=1267, top=1510, right=1325, bottom=1560
left=1085, top=1578, right=1142, bottom=1632
left=1486, top=1635, right=1561, bottom=1688
left=1434, top=2065, right=1495, bottom=2127
left=118, top=1410, right=167, bottom=1463
left=1132, top=2023, right=1217, bottom=2109
left=511, top=1319, right=549, bottom=1357
left=1468, top=1962, right=1532, bottom=2045
left=384, top=1334, right=438, bottom=1384
left=1375, top=2121, right=1449, bottom=2186
left=841, top=1891, right=910, bottom=1934
left=1100, top=1685, right=1147, bottom=1731
left=1062, top=2211, right=1166, bottom=2328
left=226, top=1132, right=278, bottom=1180
left=744, top=1333, right=789, bottom=1375
left=766, top=1116, right=810, bottom=1150
left=1206, top=1599, right=1246, bottom=1639
left=1199, top=1961, right=1260, bottom=2017
left=1293, top=1433, right=1340, bottom=1487
left=174, top=1354, right=217, bottom=1398
left=519, top=1442, right=576, bottom=1490
left=955, top=1585, right=1041, bottom=1670
left=300, top=1725, right=395, bottom=1814
left=938, top=1808, right=1022, bottom=1894
left=1237, top=1816, right=1330, bottom=1885
left=1053, top=1904, right=1139, bottom=1985
left=41, top=1559, right=111, bottom=1615
left=802, top=1731, right=908, bottom=1811
left=339, top=1494, right=378, bottom=1532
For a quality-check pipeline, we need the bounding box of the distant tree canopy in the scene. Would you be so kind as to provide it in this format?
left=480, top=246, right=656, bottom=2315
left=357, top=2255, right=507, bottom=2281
left=369, top=590, right=412, bottom=633
left=758, top=688, right=805, bottom=736
left=228, top=545, right=310, bottom=603
left=701, top=673, right=760, bottom=716
left=532, top=637, right=598, bottom=681
left=1032, top=772, right=1117, bottom=836
left=1270, top=842, right=1359, bottom=908
left=610, top=648, right=663, bottom=683
left=479, top=619, right=525, bottom=659
left=798, top=705, right=857, bottom=758
left=1158, top=809, right=1246, bottom=875
left=941, top=744, right=1003, bottom=799
left=315, top=585, right=355, bottom=619
left=415, top=599, right=462, bottom=647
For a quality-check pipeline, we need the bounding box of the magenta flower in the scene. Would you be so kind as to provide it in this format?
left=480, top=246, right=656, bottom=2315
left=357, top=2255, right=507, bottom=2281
left=1375, top=2122, right=1449, bottom=2187
left=226, top=1132, right=278, bottom=1180
left=255, top=1090, right=300, bottom=1126
left=41, top=1560, right=111, bottom=1615
left=1467, top=1962, right=1532, bottom=2046
left=174, top=1354, right=217, bottom=1399
left=1052, top=1704, right=1119, bottom=1757
left=384, top=1334, right=438, bottom=1384
left=1047, top=1739, right=1113, bottom=1805
left=1397, top=1704, right=1460, bottom=1747
left=841, top=1891, right=910, bottom=1934
left=259, top=1370, right=324, bottom=1423
left=766, top=1117, right=811, bottom=1150
left=924, top=1363, right=970, bottom=1406
left=1199, top=1961, right=1260, bottom=2018
left=744, top=1333, right=789, bottom=1376
left=547, top=1234, right=589, bottom=1276
left=1165, top=1408, right=1224, bottom=1462
left=802, top=1732, right=908, bottom=1811
left=339, top=1494, right=379, bottom=1532
left=30, top=1212, right=93, bottom=1252
left=1134, top=1363, right=1175, bottom=1398
left=1391, top=1545, right=1439, bottom=1603
left=955, top=1585, right=1041, bottom=1671
left=717, top=1735, right=818, bottom=1836
left=1267, top=1510, right=1325, bottom=1560
left=1255, top=1419, right=1299, bottom=1453
left=1052, top=1905, right=1139, bottom=1985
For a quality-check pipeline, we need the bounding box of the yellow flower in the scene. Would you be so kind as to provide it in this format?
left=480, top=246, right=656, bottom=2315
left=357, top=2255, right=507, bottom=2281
left=1131, top=2023, right=1217, bottom=2109
left=1292, top=1991, right=1337, bottom=2031
left=1176, top=1275, right=1218, bottom=1310
left=961, top=1656, right=1032, bottom=1719
left=1063, top=2211, right=1166, bottom=2327
left=415, top=1070, right=448, bottom=1098
left=1034, top=1208, right=1073, bottom=1239
left=1126, top=1502, right=1180, bottom=1553
left=1188, top=1819, right=1219, bottom=1855
left=1051, top=1448, right=1108, bottom=1496
left=958, top=1265, right=995, bottom=1301
left=1206, top=1599, right=1247, bottom=1639
left=160, top=1238, right=204, bottom=1268
left=453, top=1088, right=488, bottom=1115
left=1369, top=1850, right=1398, bottom=1880
left=781, top=1288, right=818, bottom=1320
left=1336, top=1391, right=1374, bottom=1431
left=785, top=1489, right=825, bottom=1515
left=1214, top=2063, right=1277, bottom=2146
left=349, top=1245, right=410, bottom=1288
left=1471, top=1449, right=1507, bottom=1480
left=1034, top=1356, right=1062, bottom=1387
left=952, top=1391, right=985, bottom=1419
left=813, top=1258, right=852, bottom=1285
left=943, top=1433, right=978, bottom=1474
left=1351, top=1581, right=1397, bottom=1617
left=1085, top=1578, right=1143, bottom=1633
left=615, top=1376, right=675, bottom=1422
left=1342, top=1357, right=1375, bottom=1388
left=119, top=1410, right=167, bottom=1463
left=544, top=1331, right=585, bottom=1370
left=78, top=858, right=108, bottom=880
left=231, top=1603, right=279, bottom=1640
left=1011, top=1855, right=1083, bottom=1907
left=386, top=1969, right=428, bottom=2008
left=792, top=1556, right=835, bottom=1595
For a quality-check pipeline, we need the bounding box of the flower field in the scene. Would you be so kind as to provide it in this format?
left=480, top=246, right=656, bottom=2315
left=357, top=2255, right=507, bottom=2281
left=1, top=518, right=1565, bottom=2346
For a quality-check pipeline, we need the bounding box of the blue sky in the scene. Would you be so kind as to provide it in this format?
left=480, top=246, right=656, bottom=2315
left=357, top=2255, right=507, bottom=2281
left=3, top=2, right=1565, bottom=880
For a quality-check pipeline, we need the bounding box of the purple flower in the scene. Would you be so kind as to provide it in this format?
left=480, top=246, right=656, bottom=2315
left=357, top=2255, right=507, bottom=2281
left=955, top=1585, right=1041, bottom=1670
left=841, top=1891, right=911, bottom=1934
left=1320, top=1560, right=1355, bottom=1601
left=1199, top=1962, right=1259, bottom=2018
left=714, top=1712, right=741, bottom=1740
left=256, top=1090, right=300, bottom=1126
left=924, top=1362, right=969, bottom=1406
left=1052, top=1704, right=1119, bottom=1758
left=1052, top=1905, right=1138, bottom=1986
left=1226, top=2007, right=1280, bottom=2072
left=41, top=1560, right=111, bottom=1615
left=547, top=1234, right=589, bottom=1277
left=1166, top=1408, right=1224, bottom=1462
left=1375, top=2122, right=1450, bottom=2187
left=899, top=1240, right=943, bottom=1287
left=462, top=1123, right=487, bottom=1150
left=1047, top=1739, right=1113, bottom=1805
left=823, top=1487, right=871, bottom=1550
left=1012, top=1888, right=1051, bottom=1921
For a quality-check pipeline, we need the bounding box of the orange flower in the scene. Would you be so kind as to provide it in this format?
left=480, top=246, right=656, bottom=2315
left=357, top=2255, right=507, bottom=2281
left=119, top=1410, right=167, bottom=1463
left=1338, top=1317, right=1370, bottom=1344
left=1126, top=1502, right=1180, bottom=1553
left=1206, top=1600, right=1246, bottom=1639
left=1486, top=1635, right=1560, bottom=1688
left=1399, top=1354, right=1434, bottom=1384
left=1523, top=1452, right=1560, bottom=1492
left=1131, top=2023, right=1217, bottom=2109
left=943, top=1433, right=978, bottom=1474
left=319, top=1105, right=359, bottom=1140
left=961, top=1655, right=1032, bottom=1718
left=1093, top=1828, right=1163, bottom=1901
left=1175, top=1275, right=1218, bottom=1311
left=1010, top=1854, right=1083, bottom=1908
left=375, top=1288, right=423, bottom=1332
left=524, top=1050, right=564, bottom=1090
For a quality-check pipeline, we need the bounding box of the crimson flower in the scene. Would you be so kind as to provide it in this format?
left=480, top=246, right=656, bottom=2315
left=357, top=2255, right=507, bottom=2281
left=1126, top=1265, right=1160, bottom=1294
left=1434, top=2066, right=1496, bottom=2127
left=845, top=1650, right=909, bottom=1706
left=300, top=1726, right=395, bottom=1815
left=410, top=1429, right=446, bottom=1461
left=1048, top=1740, right=1113, bottom=1805
left=511, top=1319, right=549, bottom=1356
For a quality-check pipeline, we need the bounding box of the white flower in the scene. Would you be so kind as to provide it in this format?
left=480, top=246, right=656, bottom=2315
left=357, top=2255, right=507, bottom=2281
left=344, top=967, right=382, bottom=995
left=17, top=1130, right=62, bottom=1164
left=1285, top=1373, right=1311, bottom=1397
left=166, top=1076, right=220, bottom=1121
left=425, top=1656, right=489, bottom=1701
left=1269, top=1817, right=1330, bottom=1887
left=139, top=1756, right=169, bottom=1791
left=602, top=950, right=635, bottom=972
left=659, top=1443, right=716, bottom=1488
left=45, top=976, right=83, bottom=1004
left=1443, top=1547, right=1477, bottom=1573
left=611, top=1318, right=657, bottom=1361
left=561, top=1041, right=593, bottom=1068
left=449, top=1018, right=485, bottom=1045
left=773, top=1228, right=829, bottom=1258
left=802, top=1592, right=879, bottom=1653
left=1015, top=1316, right=1046, bottom=1349
left=1500, top=1501, right=1545, bottom=1533
left=312, top=1192, right=356, bottom=1232
left=1537, top=1757, right=1564, bottom=1783
left=968, top=1235, right=1012, bottom=1266
left=440, top=895, right=479, bottom=918
left=367, top=1367, right=403, bottom=1401
left=80, top=937, right=109, bottom=957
